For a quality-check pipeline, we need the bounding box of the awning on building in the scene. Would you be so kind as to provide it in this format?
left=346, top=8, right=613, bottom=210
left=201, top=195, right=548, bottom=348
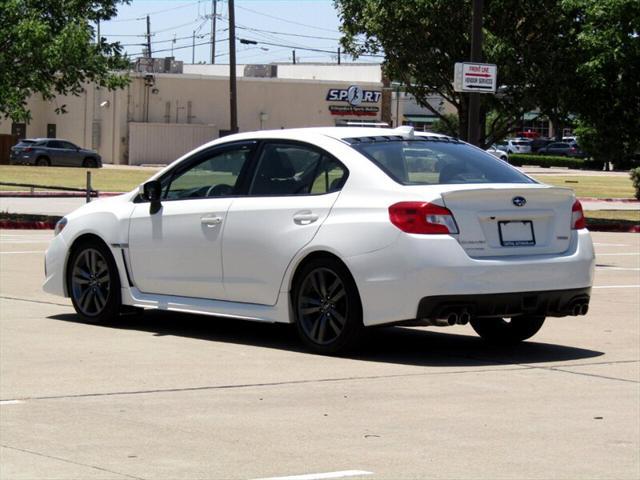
left=403, top=115, right=438, bottom=123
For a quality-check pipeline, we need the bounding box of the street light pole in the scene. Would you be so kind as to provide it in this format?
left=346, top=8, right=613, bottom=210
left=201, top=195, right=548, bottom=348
left=467, top=0, right=483, bottom=146
left=228, top=0, right=238, bottom=133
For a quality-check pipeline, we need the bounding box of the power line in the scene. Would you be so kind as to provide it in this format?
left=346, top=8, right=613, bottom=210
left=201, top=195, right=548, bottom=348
left=127, top=38, right=229, bottom=58
left=107, top=0, right=203, bottom=23
left=235, top=3, right=340, bottom=33
left=235, top=25, right=340, bottom=41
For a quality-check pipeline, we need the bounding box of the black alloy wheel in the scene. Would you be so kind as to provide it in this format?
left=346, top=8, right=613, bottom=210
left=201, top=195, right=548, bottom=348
left=36, top=157, right=50, bottom=166
left=68, top=240, right=121, bottom=323
left=83, top=157, right=98, bottom=168
left=294, top=258, right=363, bottom=354
left=470, top=316, right=546, bottom=345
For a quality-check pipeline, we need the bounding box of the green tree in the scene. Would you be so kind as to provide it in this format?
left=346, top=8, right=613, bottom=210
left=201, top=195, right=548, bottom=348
left=334, top=0, right=585, bottom=146
left=430, top=113, right=459, bottom=137
left=0, top=0, right=130, bottom=122
left=568, top=0, right=640, bottom=166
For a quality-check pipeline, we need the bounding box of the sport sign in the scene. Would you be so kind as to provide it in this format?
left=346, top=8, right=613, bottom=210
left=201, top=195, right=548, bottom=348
left=454, top=62, right=497, bottom=93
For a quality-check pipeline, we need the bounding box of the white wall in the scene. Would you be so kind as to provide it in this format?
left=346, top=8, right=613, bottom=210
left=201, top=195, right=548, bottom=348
left=129, top=122, right=218, bottom=165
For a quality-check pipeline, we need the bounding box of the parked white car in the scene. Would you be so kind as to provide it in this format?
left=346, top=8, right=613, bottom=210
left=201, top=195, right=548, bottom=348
left=486, top=145, right=509, bottom=161
left=44, top=127, right=595, bottom=354
left=497, top=139, right=533, bottom=154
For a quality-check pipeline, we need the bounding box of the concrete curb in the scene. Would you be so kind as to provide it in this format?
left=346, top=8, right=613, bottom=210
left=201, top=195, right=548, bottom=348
left=0, top=220, right=58, bottom=230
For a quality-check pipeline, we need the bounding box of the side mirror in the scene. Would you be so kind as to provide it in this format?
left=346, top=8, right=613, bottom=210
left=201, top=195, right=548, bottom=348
left=140, top=180, right=162, bottom=214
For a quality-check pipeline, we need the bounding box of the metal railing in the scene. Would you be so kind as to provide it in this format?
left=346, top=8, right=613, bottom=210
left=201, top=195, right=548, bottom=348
left=0, top=172, right=98, bottom=203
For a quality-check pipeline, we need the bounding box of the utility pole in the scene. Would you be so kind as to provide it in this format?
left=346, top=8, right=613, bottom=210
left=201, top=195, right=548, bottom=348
left=146, top=15, right=152, bottom=58
left=337, top=47, right=341, bottom=65
left=97, top=20, right=100, bottom=46
left=228, top=0, right=238, bottom=133
left=211, top=0, right=217, bottom=64
left=467, top=0, right=483, bottom=146
left=192, top=31, right=196, bottom=63
left=292, top=50, right=296, bottom=64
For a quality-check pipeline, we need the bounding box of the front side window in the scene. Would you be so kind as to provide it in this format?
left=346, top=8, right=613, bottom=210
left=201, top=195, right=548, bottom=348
left=349, top=139, right=535, bottom=185
left=250, top=143, right=347, bottom=195
left=165, top=146, right=252, bottom=200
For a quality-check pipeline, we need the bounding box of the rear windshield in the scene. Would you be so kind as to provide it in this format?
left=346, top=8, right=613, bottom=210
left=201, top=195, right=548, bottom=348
left=16, top=140, right=36, bottom=146
left=347, top=138, right=535, bottom=185
left=513, top=140, right=531, bottom=145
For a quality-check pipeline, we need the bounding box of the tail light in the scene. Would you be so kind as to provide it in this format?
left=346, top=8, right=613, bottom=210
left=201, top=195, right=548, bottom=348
left=571, top=200, right=586, bottom=229
left=23, top=147, right=32, bottom=152
left=389, top=202, right=459, bottom=234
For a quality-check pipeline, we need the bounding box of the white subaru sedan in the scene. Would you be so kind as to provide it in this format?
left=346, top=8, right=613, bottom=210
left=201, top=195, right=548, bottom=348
left=43, top=127, right=595, bottom=354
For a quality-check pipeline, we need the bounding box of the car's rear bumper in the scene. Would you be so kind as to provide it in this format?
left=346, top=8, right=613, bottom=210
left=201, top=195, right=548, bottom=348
left=347, top=229, right=595, bottom=326
left=417, top=287, right=591, bottom=321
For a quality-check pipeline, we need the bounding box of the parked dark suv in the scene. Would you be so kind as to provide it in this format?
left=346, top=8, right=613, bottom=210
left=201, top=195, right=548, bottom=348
left=537, top=142, right=585, bottom=157
left=10, top=138, right=102, bottom=167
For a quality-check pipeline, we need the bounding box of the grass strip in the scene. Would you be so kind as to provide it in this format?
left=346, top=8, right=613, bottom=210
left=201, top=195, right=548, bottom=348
left=531, top=175, right=635, bottom=198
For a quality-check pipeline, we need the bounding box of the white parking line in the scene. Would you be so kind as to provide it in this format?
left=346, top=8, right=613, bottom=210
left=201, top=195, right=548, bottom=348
left=593, top=285, right=640, bottom=289
left=593, top=243, right=631, bottom=247
left=250, top=471, right=373, bottom=480
left=596, top=253, right=640, bottom=256
left=0, top=240, right=51, bottom=244
left=0, top=400, right=23, bottom=405
left=595, top=267, right=640, bottom=271
left=0, top=251, right=44, bottom=255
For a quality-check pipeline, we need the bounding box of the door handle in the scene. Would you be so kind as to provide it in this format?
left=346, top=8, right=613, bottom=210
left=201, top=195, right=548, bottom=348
left=293, top=211, right=319, bottom=225
left=201, top=215, right=222, bottom=227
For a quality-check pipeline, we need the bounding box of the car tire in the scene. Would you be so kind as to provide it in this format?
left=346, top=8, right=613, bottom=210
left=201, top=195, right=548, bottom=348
left=35, top=157, right=50, bottom=166
left=470, top=316, right=545, bottom=345
left=67, top=239, right=122, bottom=324
left=292, top=257, right=363, bottom=355
left=83, top=157, right=98, bottom=168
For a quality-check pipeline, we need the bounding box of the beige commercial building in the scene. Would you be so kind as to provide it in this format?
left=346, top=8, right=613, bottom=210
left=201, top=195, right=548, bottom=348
left=0, top=63, right=454, bottom=165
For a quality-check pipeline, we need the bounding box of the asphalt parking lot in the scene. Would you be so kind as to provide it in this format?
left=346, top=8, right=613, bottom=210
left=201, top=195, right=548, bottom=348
left=0, top=230, right=638, bottom=480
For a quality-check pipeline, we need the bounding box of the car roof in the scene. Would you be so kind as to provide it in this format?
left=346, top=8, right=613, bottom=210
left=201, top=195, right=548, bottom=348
left=23, top=138, right=60, bottom=142
left=220, top=126, right=449, bottom=143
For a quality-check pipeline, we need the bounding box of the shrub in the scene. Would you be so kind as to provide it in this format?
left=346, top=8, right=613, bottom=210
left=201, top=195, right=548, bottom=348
left=630, top=167, right=640, bottom=200
left=508, top=154, right=586, bottom=169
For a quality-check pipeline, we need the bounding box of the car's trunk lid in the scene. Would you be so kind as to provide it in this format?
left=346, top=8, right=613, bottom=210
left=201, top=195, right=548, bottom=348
left=440, top=184, right=575, bottom=257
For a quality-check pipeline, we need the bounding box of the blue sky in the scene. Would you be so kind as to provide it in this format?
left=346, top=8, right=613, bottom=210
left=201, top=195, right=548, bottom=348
left=101, top=0, right=375, bottom=64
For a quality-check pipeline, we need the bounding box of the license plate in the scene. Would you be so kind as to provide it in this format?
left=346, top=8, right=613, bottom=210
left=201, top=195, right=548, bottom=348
left=498, top=220, right=535, bottom=246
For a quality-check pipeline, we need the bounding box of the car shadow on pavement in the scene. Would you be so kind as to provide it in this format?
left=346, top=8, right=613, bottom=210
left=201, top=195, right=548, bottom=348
left=49, top=310, right=604, bottom=368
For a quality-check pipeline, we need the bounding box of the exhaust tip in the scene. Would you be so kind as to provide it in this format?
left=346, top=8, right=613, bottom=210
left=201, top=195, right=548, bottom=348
left=580, top=304, right=589, bottom=316
left=458, top=310, right=471, bottom=325
left=572, top=303, right=582, bottom=316
left=446, top=312, right=458, bottom=326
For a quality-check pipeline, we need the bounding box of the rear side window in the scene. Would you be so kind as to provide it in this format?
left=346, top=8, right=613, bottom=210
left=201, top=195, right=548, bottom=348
left=349, top=139, right=534, bottom=185
left=249, top=143, right=347, bottom=195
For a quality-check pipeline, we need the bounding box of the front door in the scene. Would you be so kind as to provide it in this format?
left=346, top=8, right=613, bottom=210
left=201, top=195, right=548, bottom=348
left=128, top=142, right=255, bottom=299
left=222, top=141, right=349, bottom=305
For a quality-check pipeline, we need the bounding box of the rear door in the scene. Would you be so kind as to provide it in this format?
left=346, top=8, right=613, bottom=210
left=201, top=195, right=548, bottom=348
left=45, top=140, right=65, bottom=164
left=222, top=141, right=348, bottom=305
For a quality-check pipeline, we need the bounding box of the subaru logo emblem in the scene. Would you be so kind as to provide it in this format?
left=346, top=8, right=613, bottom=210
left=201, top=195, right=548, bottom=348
left=512, top=196, right=527, bottom=207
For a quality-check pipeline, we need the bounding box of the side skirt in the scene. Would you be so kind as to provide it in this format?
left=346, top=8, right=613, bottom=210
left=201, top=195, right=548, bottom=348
left=120, top=286, right=292, bottom=324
